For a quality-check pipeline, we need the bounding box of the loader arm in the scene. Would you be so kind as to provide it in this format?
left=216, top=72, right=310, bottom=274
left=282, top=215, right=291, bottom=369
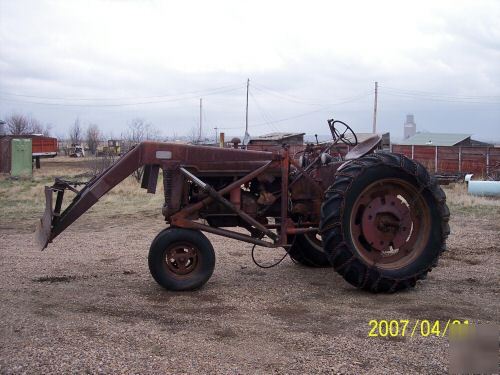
left=35, top=142, right=275, bottom=250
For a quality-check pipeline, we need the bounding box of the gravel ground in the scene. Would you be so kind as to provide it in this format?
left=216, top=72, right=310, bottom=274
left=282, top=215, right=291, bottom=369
left=0, top=209, right=498, bottom=374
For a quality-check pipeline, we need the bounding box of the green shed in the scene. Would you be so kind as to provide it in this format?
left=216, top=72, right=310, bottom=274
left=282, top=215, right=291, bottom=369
left=11, top=138, right=32, bottom=177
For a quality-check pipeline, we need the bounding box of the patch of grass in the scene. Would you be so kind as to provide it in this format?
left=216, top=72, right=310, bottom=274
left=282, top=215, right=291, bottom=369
left=443, top=183, right=500, bottom=217
left=1, top=156, right=498, bottom=230
left=0, top=156, right=164, bottom=229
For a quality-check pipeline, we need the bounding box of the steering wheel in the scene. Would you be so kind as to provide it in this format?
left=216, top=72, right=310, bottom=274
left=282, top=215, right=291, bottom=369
left=327, top=119, right=358, bottom=146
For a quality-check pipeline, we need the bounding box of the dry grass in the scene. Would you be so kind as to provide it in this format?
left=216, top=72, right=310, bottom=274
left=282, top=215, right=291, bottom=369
left=89, top=175, right=164, bottom=218
left=442, top=183, right=500, bottom=217
left=0, top=156, right=164, bottom=230
left=1, top=156, right=498, bottom=229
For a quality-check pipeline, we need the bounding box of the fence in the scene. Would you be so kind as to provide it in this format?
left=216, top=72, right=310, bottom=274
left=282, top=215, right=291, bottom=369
left=391, top=145, right=500, bottom=178
left=233, top=142, right=499, bottom=179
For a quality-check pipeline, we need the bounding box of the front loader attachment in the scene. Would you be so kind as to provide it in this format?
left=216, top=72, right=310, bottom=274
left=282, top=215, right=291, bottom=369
left=35, top=179, right=93, bottom=250
left=35, top=144, right=144, bottom=250
left=35, top=141, right=274, bottom=250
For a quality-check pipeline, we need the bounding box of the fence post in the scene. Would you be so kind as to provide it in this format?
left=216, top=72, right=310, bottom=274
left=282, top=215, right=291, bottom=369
left=486, top=147, right=490, bottom=177
left=435, top=146, right=438, bottom=173
left=458, top=147, right=462, bottom=173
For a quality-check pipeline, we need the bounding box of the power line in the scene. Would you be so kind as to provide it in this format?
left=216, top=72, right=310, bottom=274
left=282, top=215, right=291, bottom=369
left=380, top=85, right=500, bottom=99
left=0, top=83, right=244, bottom=101
left=251, top=84, right=324, bottom=106
left=0, top=86, right=245, bottom=107
left=199, top=98, right=202, bottom=141
left=244, top=78, right=250, bottom=143
left=255, top=91, right=373, bottom=127
left=379, top=85, right=500, bottom=104
left=372, top=81, right=378, bottom=133
left=1, top=80, right=375, bottom=132
left=202, top=101, right=214, bottom=134
left=381, top=92, right=500, bottom=104
left=219, top=91, right=373, bottom=130
left=252, top=82, right=373, bottom=107
left=249, top=91, right=281, bottom=133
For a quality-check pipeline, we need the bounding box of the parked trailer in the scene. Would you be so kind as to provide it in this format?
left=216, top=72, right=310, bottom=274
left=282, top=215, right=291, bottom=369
left=32, top=136, right=58, bottom=158
left=36, top=120, right=450, bottom=293
left=31, top=136, right=58, bottom=168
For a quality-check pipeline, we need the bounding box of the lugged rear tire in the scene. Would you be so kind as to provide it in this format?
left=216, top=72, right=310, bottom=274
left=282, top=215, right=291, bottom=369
left=320, top=153, right=450, bottom=293
left=288, top=233, right=331, bottom=267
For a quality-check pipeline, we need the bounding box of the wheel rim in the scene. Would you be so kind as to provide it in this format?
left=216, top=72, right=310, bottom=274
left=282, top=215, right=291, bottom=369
left=163, top=242, right=200, bottom=276
left=349, top=178, right=431, bottom=270
left=302, top=232, right=324, bottom=252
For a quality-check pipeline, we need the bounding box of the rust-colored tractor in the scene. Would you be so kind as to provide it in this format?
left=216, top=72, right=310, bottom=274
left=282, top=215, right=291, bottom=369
left=36, top=119, right=449, bottom=293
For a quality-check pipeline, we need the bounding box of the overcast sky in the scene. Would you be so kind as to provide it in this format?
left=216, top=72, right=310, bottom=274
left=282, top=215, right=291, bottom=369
left=1, top=0, right=499, bottom=141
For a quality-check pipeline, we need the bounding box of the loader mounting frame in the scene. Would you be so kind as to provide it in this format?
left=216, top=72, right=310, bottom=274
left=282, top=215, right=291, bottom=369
left=36, top=142, right=321, bottom=251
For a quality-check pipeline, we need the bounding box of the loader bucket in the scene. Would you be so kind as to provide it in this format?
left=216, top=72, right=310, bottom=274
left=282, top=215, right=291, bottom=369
left=33, top=143, right=147, bottom=250
left=35, top=187, right=55, bottom=250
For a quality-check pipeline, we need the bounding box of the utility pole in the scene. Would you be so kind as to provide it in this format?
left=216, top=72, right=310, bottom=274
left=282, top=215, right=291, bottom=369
left=372, top=81, right=378, bottom=133
left=199, top=98, right=202, bottom=142
left=243, top=78, right=249, bottom=145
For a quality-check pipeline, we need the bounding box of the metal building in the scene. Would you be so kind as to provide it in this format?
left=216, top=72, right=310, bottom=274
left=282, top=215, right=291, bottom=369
left=396, top=133, right=492, bottom=147
left=247, top=132, right=305, bottom=154
left=0, top=138, right=33, bottom=176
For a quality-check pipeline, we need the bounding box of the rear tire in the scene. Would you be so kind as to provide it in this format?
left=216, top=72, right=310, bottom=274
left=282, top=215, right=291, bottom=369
left=320, top=153, right=449, bottom=293
left=288, top=233, right=331, bottom=267
left=148, top=228, right=216, bottom=291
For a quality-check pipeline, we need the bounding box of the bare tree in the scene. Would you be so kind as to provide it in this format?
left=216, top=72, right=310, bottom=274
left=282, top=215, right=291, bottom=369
left=123, top=118, right=160, bottom=181
left=69, top=118, right=82, bottom=145
left=42, top=124, right=52, bottom=137
left=124, top=118, right=160, bottom=144
left=29, top=117, right=43, bottom=134
left=5, top=114, right=30, bottom=135
left=86, top=124, right=100, bottom=155
left=4, top=113, right=51, bottom=136
left=29, top=118, right=51, bottom=136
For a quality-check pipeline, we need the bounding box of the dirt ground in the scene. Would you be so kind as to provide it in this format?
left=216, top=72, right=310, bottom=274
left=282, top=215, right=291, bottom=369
left=0, top=158, right=499, bottom=374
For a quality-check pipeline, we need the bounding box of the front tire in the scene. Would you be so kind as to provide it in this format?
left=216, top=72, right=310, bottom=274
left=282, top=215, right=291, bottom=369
left=148, top=228, right=216, bottom=291
left=320, top=153, right=450, bottom=293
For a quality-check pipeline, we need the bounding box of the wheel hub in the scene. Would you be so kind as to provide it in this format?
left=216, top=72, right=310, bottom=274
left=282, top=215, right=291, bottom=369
left=361, top=194, right=411, bottom=251
left=165, top=245, right=198, bottom=275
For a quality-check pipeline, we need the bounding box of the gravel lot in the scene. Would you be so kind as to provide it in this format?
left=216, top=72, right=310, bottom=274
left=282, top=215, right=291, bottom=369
left=0, top=203, right=498, bottom=374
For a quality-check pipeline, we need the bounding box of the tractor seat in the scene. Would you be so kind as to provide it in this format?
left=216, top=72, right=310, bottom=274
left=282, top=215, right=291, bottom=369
left=344, top=134, right=383, bottom=160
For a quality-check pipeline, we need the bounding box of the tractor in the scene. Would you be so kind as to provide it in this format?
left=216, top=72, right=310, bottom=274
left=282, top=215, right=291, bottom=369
left=68, top=144, right=85, bottom=158
left=36, top=119, right=450, bottom=293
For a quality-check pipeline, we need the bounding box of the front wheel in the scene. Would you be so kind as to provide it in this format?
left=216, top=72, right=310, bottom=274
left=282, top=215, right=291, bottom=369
left=320, top=153, right=450, bottom=293
left=148, top=228, right=216, bottom=291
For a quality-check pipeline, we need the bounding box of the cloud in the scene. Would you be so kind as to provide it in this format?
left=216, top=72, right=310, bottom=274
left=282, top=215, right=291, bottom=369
left=0, top=0, right=499, bottom=141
